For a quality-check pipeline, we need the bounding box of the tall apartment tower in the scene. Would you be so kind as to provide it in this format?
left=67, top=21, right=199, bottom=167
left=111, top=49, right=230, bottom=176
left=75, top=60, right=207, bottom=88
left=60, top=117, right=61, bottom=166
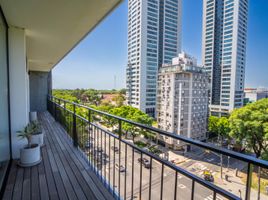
left=202, top=0, right=248, bottom=116
left=126, top=0, right=182, bottom=117
left=157, top=53, right=209, bottom=149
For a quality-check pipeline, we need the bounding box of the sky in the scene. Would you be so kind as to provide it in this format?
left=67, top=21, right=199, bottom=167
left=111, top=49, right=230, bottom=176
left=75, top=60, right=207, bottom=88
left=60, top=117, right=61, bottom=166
left=52, top=0, right=268, bottom=90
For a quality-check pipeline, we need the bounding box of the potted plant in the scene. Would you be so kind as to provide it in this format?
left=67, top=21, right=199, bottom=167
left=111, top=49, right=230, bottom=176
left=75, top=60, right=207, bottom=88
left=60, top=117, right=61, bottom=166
left=31, top=121, right=44, bottom=147
left=17, top=123, right=42, bottom=167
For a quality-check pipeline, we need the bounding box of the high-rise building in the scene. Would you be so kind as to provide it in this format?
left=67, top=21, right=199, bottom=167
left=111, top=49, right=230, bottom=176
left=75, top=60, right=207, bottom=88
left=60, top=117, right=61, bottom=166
left=126, top=0, right=182, bottom=117
left=157, top=53, right=209, bottom=149
left=202, top=0, right=248, bottom=116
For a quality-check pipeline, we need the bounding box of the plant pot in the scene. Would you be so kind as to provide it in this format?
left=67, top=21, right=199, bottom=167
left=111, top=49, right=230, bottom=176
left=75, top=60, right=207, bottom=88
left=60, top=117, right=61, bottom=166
left=30, top=111, right=37, bottom=122
left=18, top=144, right=41, bottom=167
left=32, top=131, right=44, bottom=147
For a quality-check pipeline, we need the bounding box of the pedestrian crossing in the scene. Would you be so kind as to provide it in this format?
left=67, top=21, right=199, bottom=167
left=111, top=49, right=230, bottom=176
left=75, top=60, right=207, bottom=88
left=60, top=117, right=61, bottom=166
left=204, top=194, right=224, bottom=200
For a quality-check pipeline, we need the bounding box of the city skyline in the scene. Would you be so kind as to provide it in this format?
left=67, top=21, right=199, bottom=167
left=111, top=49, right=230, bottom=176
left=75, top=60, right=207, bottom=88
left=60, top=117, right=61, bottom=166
left=52, top=0, right=268, bottom=90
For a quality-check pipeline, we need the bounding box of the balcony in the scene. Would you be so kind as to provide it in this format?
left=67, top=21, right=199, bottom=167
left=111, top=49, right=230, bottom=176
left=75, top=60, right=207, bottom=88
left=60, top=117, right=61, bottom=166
left=2, top=96, right=268, bottom=199
left=2, top=112, right=114, bottom=200
left=5, top=96, right=262, bottom=200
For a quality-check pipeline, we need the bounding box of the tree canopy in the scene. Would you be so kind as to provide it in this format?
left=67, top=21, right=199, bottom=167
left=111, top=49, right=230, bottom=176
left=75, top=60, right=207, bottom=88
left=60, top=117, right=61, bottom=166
left=229, top=98, right=268, bottom=158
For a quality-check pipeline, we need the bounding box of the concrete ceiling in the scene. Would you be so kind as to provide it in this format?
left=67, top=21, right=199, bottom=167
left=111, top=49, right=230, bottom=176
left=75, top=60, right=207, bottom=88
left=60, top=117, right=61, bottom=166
left=0, top=0, right=122, bottom=71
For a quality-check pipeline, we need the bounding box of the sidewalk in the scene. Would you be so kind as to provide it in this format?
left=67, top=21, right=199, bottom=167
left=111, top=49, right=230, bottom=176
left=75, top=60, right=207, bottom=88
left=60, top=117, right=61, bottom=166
left=214, top=168, right=268, bottom=199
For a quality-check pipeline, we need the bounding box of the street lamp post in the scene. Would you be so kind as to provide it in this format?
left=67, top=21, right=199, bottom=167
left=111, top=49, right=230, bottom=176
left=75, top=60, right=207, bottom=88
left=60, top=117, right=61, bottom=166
left=227, top=145, right=230, bottom=171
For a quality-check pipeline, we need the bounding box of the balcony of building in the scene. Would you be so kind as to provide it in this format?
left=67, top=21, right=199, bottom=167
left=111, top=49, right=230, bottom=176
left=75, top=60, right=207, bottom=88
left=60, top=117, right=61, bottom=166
left=2, top=112, right=114, bottom=200
left=1, top=1, right=268, bottom=200
left=4, top=96, right=266, bottom=200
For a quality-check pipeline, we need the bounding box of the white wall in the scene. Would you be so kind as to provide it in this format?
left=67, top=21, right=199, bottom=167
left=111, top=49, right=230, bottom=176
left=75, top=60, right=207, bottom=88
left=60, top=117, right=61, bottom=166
left=8, top=26, right=29, bottom=159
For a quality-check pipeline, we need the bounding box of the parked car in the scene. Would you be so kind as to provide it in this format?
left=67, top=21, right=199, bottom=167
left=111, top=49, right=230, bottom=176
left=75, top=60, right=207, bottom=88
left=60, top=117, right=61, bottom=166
left=111, top=146, right=119, bottom=153
left=97, top=147, right=103, bottom=152
left=115, top=163, right=126, bottom=172
left=137, top=157, right=151, bottom=169
left=134, top=148, right=141, bottom=154
left=84, top=141, right=93, bottom=149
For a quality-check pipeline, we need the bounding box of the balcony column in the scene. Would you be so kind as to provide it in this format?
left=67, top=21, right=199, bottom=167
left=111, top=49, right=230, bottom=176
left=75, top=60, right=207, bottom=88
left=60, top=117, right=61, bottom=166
left=8, top=26, right=29, bottom=159
left=29, top=71, right=52, bottom=112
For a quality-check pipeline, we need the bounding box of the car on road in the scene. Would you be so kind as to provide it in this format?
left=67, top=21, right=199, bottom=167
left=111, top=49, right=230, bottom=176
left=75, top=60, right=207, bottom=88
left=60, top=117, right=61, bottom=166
left=115, top=163, right=126, bottom=172
left=111, top=146, right=119, bottom=153
left=97, top=147, right=103, bottom=152
left=134, top=148, right=141, bottom=153
left=202, top=170, right=214, bottom=182
left=137, top=158, right=151, bottom=168
left=84, top=141, right=93, bottom=149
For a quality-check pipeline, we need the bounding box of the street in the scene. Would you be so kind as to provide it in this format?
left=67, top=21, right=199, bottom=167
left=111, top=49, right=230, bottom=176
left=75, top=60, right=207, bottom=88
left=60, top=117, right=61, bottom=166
left=84, top=130, right=230, bottom=200
left=79, top=124, right=268, bottom=200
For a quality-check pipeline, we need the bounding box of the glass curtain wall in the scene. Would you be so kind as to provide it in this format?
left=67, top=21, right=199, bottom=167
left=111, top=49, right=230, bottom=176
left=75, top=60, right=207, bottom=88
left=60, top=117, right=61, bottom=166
left=0, top=9, right=10, bottom=191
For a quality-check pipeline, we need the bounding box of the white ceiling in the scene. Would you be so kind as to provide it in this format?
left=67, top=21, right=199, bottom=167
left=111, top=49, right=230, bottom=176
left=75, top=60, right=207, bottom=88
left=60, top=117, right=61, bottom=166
left=0, top=0, right=122, bottom=71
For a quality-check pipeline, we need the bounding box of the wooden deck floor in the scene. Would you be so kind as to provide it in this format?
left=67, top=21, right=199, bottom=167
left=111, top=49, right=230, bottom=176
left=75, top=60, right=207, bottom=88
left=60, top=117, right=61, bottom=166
left=3, top=112, right=114, bottom=200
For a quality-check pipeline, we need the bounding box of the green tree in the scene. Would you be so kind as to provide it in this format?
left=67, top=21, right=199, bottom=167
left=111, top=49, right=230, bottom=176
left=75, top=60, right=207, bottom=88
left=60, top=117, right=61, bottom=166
left=83, top=89, right=101, bottom=106
left=72, top=88, right=86, bottom=100
left=112, top=93, right=125, bottom=107
left=208, top=116, right=230, bottom=179
left=119, top=88, right=127, bottom=95
left=109, top=106, right=154, bottom=142
left=208, top=116, right=219, bottom=135
left=229, top=99, right=268, bottom=199
left=229, top=98, right=268, bottom=159
left=217, top=117, right=230, bottom=142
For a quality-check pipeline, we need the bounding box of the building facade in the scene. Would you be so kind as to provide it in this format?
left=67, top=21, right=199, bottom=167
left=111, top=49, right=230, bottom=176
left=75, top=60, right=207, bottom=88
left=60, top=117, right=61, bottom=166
left=126, top=0, right=182, bottom=117
left=202, top=0, right=248, bottom=116
left=157, top=53, right=209, bottom=149
left=244, top=88, right=268, bottom=104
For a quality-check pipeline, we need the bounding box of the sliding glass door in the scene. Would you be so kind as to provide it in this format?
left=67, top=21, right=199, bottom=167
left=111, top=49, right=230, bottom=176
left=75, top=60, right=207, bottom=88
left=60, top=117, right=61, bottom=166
left=0, top=9, right=10, bottom=191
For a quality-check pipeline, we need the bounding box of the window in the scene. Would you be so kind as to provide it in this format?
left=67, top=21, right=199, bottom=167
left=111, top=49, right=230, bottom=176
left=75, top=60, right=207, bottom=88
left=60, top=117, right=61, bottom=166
left=0, top=9, right=10, bottom=190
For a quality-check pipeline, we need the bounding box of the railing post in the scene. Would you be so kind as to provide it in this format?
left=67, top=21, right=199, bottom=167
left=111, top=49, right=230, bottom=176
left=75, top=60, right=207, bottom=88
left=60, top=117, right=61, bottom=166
left=118, top=119, right=122, bottom=197
left=47, top=96, right=49, bottom=113
left=73, top=104, right=78, bottom=147
left=88, top=109, right=91, bottom=142
left=58, top=99, right=61, bottom=123
left=88, top=109, right=91, bottom=124
left=54, top=97, right=57, bottom=121
left=245, top=163, right=253, bottom=200
left=118, top=119, right=122, bottom=140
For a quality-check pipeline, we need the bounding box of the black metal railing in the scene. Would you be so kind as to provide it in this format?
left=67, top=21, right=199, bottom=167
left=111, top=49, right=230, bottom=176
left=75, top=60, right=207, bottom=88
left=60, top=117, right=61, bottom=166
left=47, top=96, right=268, bottom=200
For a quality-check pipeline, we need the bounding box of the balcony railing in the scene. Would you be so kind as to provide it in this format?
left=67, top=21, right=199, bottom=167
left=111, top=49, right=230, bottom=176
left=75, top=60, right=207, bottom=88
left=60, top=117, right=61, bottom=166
left=47, top=95, right=268, bottom=200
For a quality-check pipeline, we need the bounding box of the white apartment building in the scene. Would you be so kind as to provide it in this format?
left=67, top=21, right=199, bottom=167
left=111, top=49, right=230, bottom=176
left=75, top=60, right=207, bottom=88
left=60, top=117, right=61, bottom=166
left=244, top=88, right=268, bottom=104
left=157, top=53, right=209, bottom=149
left=202, top=0, right=248, bottom=116
left=126, top=0, right=182, bottom=117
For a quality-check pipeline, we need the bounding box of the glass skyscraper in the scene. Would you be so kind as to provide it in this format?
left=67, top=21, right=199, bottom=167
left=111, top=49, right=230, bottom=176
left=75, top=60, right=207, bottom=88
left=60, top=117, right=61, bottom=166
left=202, top=0, right=248, bottom=116
left=126, top=0, right=182, bottom=117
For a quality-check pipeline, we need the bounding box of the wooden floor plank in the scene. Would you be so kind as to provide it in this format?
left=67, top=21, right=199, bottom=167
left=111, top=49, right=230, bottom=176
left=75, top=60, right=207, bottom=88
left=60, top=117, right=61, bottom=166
left=41, top=143, right=61, bottom=200
left=12, top=166, right=24, bottom=200
left=31, top=165, right=40, bottom=200
left=51, top=117, right=106, bottom=200
left=2, top=161, right=17, bottom=200
left=37, top=149, right=49, bottom=200
left=3, top=111, right=115, bottom=200
left=44, top=116, right=86, bottom=200
left=21, top=167, right=31, bottom=200
left=50, top=112, right=114, bottom=200
left=42, top=115, right=77, bottom=200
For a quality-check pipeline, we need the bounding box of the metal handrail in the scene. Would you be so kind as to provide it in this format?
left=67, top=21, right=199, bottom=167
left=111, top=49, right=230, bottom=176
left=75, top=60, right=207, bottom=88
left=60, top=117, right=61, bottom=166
left=48, top=97, right=240, bottom=200
left=49, top=95, right=268, bottom=169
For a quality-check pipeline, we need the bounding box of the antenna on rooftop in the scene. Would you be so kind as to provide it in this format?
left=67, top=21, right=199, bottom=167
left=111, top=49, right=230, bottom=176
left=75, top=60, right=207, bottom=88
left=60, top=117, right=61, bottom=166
left=114, top=75, right=116, bottom=90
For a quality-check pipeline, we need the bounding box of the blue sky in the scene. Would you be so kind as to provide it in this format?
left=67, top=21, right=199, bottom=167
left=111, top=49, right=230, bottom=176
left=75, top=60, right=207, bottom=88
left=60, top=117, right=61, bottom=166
left=53, top=0, right=268, bottom=89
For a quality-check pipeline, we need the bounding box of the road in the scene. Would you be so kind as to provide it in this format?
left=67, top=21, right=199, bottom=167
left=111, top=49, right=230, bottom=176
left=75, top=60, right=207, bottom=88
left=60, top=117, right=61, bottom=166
left=84, top=131, right=228, bottom=200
